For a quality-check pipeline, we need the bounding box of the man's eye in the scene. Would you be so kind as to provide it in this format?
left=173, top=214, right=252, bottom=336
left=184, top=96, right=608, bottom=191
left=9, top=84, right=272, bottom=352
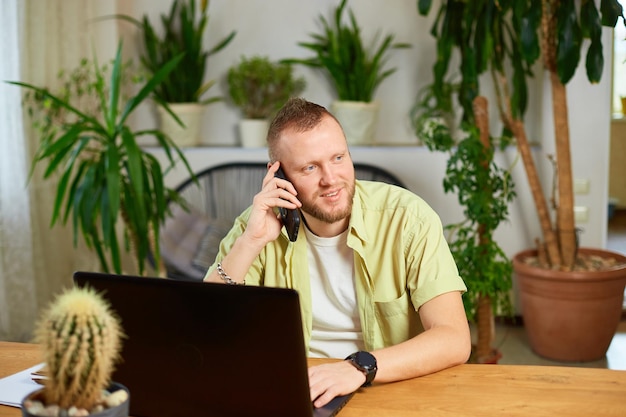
left=305, top=165, right=315, bottom=172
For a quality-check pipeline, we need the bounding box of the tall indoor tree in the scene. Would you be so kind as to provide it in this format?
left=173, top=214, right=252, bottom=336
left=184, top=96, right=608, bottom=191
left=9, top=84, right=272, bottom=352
left=417, top=0, right=626, bottom=270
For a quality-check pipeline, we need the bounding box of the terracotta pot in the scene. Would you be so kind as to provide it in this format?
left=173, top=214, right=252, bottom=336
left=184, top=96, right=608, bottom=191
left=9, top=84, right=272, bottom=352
left=21, top=382, right=129, bottom=417
left=513, top=247, right=626, bottom=362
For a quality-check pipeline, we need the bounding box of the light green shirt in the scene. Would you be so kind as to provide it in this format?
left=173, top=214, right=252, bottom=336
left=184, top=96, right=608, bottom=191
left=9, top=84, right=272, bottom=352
left=207, top=180, right=466, bottom=352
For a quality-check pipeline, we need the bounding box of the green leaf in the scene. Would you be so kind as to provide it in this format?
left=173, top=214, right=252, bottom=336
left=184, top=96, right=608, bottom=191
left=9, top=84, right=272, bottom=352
left=556, top=0, right=582, bottom=84
left=600, top=0, right=624, bottom=27
left=106, top=43, right=124, bottom=133
left=586, top=40, right=604, bottom=83
left=417, top=0, right=432, bottom=15
left=105, top=144, right=121, bottom=229
left=120, top=128, right=146, bottom=221
left=119, top=52, right=184, bottom=125
left=520, top=3, right=541, bottom=64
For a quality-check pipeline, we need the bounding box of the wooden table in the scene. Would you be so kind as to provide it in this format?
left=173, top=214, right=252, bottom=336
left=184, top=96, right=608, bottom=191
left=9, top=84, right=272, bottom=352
left=2, top=341, right=626, bottom=416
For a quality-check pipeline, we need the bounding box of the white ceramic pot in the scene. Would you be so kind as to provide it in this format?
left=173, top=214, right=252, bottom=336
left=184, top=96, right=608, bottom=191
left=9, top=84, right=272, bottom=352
left=239, top=119, right=269, bottom=148
left=157, top=103, right=205, bottom=148
left=330, top=100, right=379, bottom=145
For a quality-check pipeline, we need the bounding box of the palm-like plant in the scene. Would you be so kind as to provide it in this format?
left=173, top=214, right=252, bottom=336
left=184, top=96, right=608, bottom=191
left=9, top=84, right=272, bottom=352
left=284, top=0, right=410, bottom=102
left=116, top=0, right=235, bottom=105
left=8, top=42, right=194, bottom=275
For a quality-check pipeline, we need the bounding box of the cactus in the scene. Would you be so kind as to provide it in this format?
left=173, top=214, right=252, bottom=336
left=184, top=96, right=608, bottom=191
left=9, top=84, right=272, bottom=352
left=33, top=286, right=124, bottom=410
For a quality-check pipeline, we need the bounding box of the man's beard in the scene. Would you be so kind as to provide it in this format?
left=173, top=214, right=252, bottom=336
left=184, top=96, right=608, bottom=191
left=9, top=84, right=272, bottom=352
left=300, top=180, right=355, bottom=224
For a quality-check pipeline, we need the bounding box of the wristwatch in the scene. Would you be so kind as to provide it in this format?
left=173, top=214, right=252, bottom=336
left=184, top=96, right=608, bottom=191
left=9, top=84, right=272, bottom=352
left=345, top=351, right=377, bottom=387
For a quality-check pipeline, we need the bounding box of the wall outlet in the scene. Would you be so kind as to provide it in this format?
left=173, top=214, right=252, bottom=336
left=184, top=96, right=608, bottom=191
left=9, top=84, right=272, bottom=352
left=574, top=179, right=590, bottom=195
left=574, top=206, right=589, bottom=223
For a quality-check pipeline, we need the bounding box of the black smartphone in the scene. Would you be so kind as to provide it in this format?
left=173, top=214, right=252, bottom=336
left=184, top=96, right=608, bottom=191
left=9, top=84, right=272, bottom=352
left=274, top=167, right=300, bottom=242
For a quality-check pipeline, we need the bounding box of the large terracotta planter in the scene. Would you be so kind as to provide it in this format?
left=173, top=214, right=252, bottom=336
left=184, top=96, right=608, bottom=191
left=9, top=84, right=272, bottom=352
left=513, top=247, right=626, bottom=362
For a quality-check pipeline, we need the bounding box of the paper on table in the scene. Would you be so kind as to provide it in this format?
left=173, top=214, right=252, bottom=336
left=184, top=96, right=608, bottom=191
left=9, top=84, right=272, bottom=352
left=0, top=363, right=44, bottom=408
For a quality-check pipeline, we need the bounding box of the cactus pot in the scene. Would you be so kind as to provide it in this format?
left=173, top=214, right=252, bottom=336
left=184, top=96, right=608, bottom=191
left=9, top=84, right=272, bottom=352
left=21, top=382, right=129, bottom=417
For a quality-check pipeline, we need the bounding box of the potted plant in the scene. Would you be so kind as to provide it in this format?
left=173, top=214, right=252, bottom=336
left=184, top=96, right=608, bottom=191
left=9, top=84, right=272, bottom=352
left=115, top=0, right=236, bottom=147
left=283, top=0, right=410, bottom=145
left=414, top=85, right=516, bottom=363
left=418, top=0, right=626, bottom=362
left=226, top=55, right=306, bottom=147
left=21, top=286, right=127, bottom=417
left=8, top=42, right=194, bottom=277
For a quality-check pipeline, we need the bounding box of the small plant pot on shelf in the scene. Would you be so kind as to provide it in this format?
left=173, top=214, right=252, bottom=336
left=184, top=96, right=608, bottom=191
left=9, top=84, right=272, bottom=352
left=21, top=382, right=129, bottom=417
left=330, top=100, right=379, bottom=145
left=157, top=103, right=205, bottom=147
left=239, top=119, right=269, bottom=148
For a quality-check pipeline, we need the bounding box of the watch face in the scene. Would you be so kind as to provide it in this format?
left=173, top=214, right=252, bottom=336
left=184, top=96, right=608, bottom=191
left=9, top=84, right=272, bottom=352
left=355, top=351, right=377, bottom=370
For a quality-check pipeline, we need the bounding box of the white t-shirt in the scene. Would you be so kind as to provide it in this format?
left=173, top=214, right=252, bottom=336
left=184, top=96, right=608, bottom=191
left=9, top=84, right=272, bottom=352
left=305, top=225, right=365, bottom=358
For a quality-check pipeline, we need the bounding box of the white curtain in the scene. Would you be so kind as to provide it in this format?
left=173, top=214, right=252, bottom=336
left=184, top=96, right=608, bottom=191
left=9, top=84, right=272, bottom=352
left=0, top=0, right=118, bottom=342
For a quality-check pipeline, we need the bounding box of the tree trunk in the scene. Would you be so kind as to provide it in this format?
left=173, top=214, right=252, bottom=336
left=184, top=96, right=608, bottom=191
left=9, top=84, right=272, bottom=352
left=474, top=295, right=495, bottom=362
left=509, top=119, right=562, bottom=268
left=473, top=96, right=496, bottom=362
left=540, top=0, right=576, bottom=270
left=549, top=70, right=576, bottom=270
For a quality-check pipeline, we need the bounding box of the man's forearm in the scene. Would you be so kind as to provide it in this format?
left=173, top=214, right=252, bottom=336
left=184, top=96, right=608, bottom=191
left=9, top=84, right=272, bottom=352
left=371, top=323, right=471, bottom=383
left=203, top=234, right=265, bottom=284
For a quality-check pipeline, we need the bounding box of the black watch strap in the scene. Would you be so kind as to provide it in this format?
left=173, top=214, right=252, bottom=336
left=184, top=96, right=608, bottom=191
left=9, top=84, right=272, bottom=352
left=345, top=351, right=377, bottom=387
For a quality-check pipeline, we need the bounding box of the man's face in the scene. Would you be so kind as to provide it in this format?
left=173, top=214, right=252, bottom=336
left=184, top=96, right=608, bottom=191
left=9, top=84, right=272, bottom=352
left=277, top=115, right=355, bottom=228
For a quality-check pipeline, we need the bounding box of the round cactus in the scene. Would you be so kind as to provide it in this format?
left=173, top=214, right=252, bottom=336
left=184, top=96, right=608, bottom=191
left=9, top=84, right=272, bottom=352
left=34, top=286, right=124, bottom=410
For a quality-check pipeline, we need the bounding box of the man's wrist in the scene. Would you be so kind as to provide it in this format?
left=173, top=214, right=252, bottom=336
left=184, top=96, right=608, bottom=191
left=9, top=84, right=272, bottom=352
left=345, top=351, right=378, bottom=387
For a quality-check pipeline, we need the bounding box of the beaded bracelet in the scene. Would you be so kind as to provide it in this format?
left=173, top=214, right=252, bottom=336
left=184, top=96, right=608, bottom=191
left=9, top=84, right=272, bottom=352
left=216, top=262, right=245, bottom=285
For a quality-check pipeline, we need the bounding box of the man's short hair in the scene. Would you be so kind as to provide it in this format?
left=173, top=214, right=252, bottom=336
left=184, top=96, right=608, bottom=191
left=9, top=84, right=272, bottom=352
left=267, top=97, right=341, bottom=162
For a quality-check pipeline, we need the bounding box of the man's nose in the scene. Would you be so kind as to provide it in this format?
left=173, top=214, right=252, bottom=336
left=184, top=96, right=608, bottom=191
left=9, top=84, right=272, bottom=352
left=319, top=165, right=337, bottom=185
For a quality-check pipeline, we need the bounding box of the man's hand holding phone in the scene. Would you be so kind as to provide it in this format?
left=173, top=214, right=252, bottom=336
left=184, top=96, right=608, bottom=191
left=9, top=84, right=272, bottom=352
left=241, top=162, right=301, bottom=247
left=274, top=166, right=301, bottom=241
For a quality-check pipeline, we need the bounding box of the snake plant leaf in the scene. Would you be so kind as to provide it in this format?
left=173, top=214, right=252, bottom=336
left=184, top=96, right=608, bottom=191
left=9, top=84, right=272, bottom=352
left=119, top=52, right=184, bottom=126
left=556, top=0, right=582, bottom=84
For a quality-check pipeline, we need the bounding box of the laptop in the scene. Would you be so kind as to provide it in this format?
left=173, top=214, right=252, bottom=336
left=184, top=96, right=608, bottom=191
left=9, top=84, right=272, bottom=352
left=73, top=271, right=353, bottom=417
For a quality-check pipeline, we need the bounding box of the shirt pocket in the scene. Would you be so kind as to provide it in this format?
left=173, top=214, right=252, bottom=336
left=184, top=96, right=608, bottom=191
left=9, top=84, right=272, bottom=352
left=374, top=291, right=423, bottom=347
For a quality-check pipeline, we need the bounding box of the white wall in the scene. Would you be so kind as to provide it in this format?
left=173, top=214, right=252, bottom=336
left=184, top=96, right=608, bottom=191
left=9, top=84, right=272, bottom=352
left=120, top=0, right=614, bottom=254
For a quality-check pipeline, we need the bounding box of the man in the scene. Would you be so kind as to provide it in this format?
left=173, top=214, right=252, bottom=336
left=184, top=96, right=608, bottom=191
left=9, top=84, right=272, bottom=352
left=204, top=98, right=470, bottom=408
